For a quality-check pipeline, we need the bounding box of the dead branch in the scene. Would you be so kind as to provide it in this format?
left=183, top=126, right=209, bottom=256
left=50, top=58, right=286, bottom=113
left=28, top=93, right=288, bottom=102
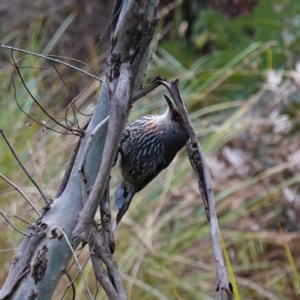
left=130, top=80, right=161, bottom=103
left=0, top=44, right=102, bottom=82
left=152, top=76, right=233, bottom=300
left=88, top=181, right=118, bottom=299
left=0, top=172, right=40, bottom=216
left=61, top=270, right=76, bottom=300
left=72, top=0, right=159, bottom=243
left=9, top=55, right=83, bottom=136
left=56, top=120, right=91, bottom=199
left=0, top=212, right=30, bottom=236
left=89, top=224, right=128, bottom=300
left=54, top=227, right=93, bottom=299
left=0, top=1, right=160, bottom=299
left=56, top=138, right=82, bottom=198
left=0, top=128, right=48, bottom=206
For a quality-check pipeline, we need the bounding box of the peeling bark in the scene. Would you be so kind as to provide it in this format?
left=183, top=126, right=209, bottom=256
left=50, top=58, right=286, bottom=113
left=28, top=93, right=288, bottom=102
left=31, top=245, right=48, bottom=284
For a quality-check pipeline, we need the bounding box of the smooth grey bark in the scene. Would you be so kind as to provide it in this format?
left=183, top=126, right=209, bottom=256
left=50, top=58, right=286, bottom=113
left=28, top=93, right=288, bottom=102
left=0, top=1, right=159, bottom=299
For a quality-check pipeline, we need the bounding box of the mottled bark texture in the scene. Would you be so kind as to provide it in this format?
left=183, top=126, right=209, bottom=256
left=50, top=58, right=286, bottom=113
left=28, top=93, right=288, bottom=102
left=0, top=1, right=159, bottom=299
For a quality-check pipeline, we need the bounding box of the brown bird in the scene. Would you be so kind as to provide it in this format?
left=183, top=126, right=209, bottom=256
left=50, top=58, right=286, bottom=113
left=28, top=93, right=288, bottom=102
left=113, top=95, right=189, bottom=231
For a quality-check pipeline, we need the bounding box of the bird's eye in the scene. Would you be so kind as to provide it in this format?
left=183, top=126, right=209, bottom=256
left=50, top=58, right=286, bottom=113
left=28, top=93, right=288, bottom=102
left=173, top=112, right=180, bottom=122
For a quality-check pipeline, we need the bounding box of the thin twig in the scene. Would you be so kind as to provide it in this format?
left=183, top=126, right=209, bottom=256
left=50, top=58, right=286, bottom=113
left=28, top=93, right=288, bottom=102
left=0, top=248, right=19, bottom=253
left=66, top=79, right=94, bottom=117
left=0, top=212, right=30, bottom=237
left=0, top=128, right=48, bottom=205
left=54, top=227, right=93, bottom=300
left=73, top=0, right=159, bottom=245
left=130, top=81, right=161, bottom=103
left=0, top=188, right=18, bottom=195
left=0, top=44, right=103, bottom=82
left=13, top=215, right=30, bottom=225
left=90, top=250, right=120, bottom=299
left=67, top=253, right=92, bottom=287
left=56, top=135, right=83, bottom=198
left=51, top=64, right=82, bottom=133
left=0, top=172, right=40, bottom=216
left=152, top=76, right=233, bottom=300
left=67, top=243, right=86, bottom=272
left=89, top=226, right=128, bottom=300
left=9, top=53, right=82, bottom=136
left=10, top=72, right=76, bottom=136
left=61, top=270, right=76, bottom=300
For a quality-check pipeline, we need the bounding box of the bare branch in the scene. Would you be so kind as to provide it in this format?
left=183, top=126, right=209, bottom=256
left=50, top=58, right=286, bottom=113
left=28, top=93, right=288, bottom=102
left=0, top=248, right=19, bottom=253
left=61, top=270, right=76, bottom=300
left=51, top=64, right=82, bottom=132
left=130, top=80, right=161, bottom=103
left=153, top=76, right=211, bottom=214
left=0, top=44, right=103, bottom=82
left=1, top=1, right=159, bottom=298
left=90, top=250, right=121, bottom=300
left=13, top=214, right=30, bottom=225
left=100, top=180, right=115, bottom=254
left=0, top=212, right=30, bottom=236
left=9, top=54, right=83, bottom=136
left=84, top=180, right=125, bottom=300
left=89, top=225, right=128, bottom=300
left=0, top=128, right=48, bottom=206
left=56, top=135, right=83, bottom=198
left=54, top=227, right=93, bottom=300
left=152, top=76, right=233, bottom=300
left=0, top=172, right=40, bottom=216
left=66, top=80, right=94, bottom=117
left=73, top=0, right=159, bottom=243
left=10, top=71, right=76, bottom=136
left=66, top=253, right=91, bottom=289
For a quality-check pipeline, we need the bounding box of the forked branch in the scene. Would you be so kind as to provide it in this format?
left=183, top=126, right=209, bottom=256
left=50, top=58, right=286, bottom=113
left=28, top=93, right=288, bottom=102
left=0, top=44, right=103, bottom=82
left=152, top=76, right=233, bottom=300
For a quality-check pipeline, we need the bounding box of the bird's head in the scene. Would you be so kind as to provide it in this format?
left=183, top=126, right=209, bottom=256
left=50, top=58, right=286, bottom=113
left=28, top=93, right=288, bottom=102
left=151, top=95, right=188, bottom=142
left=164, top=95, right=185, bottom=128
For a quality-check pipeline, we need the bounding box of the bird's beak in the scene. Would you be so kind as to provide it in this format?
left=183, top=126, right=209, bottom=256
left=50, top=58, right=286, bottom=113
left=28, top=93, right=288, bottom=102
left=164, top=95, right=174, bottom=111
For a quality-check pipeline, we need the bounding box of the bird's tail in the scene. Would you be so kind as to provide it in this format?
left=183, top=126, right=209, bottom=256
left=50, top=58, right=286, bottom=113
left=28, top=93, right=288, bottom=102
left=112, top=184, right=135, bottom=232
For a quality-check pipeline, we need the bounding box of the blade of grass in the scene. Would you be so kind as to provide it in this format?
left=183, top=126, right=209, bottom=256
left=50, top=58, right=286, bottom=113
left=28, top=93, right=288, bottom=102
left=279, top=227, right=300, bottom=295
left=220, top=231, right=240, bottom=300
left=43, top=10, right=79, bottom=55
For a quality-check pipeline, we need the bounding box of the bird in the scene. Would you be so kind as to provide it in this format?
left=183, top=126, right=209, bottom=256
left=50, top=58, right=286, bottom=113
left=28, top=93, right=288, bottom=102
left=112, top=95, right=189, bottom=232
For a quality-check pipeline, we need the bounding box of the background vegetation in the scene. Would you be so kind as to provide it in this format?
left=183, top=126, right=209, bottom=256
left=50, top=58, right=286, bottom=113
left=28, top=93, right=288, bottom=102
left=0, top=0, right=300, bottom=299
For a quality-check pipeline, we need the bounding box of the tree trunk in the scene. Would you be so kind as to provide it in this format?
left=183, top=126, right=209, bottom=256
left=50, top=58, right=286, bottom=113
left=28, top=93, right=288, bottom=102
left=0, top=1, right=159, bottom=299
